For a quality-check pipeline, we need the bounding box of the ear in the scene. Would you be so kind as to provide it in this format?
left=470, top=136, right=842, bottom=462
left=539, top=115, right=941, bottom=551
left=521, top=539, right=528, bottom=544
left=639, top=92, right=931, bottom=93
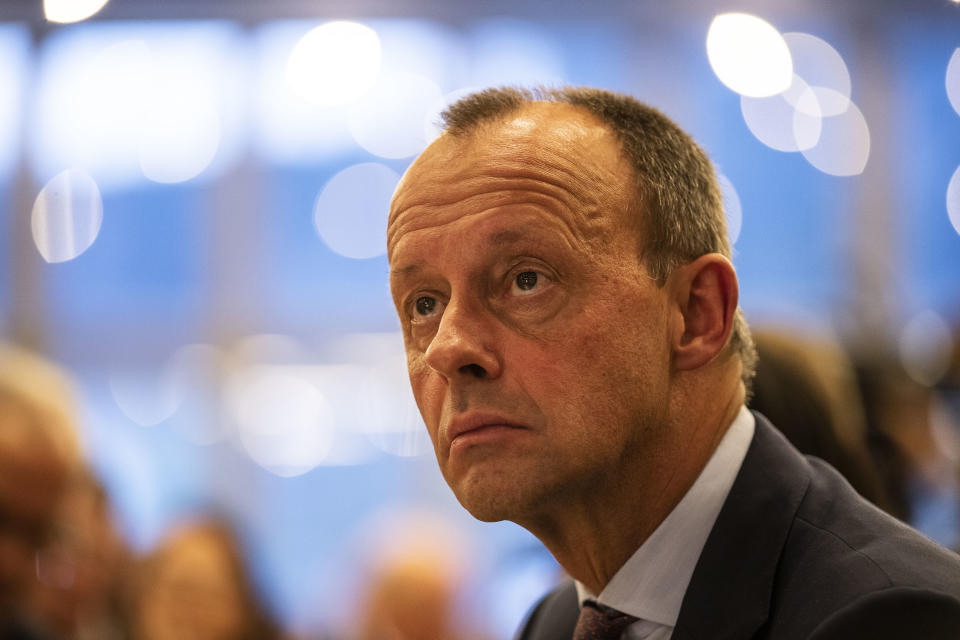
left=667, top=253, right=739, bottom=371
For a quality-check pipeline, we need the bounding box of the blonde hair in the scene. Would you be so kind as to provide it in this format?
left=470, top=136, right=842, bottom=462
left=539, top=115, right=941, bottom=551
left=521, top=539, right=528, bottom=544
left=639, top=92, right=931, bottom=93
left=0, top=343, right=82, bottom=471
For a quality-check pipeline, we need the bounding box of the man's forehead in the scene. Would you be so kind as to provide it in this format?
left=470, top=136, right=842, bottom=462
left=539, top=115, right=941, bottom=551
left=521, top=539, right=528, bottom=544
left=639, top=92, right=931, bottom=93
left=480, top=101, right=610, bottom=137
left=388, top=102, right=630, bottom=238
left=421, top=102, right=613, bottom=166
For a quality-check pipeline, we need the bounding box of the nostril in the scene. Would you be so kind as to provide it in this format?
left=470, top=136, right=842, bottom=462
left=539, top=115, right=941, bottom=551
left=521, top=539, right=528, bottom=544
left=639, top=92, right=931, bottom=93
left=459, top=363, right=487, bottom=379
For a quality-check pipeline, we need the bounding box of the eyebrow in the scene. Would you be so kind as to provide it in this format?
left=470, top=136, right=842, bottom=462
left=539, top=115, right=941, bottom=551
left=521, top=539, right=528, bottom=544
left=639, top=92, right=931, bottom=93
left=390, top=262, right=425, bottom=279
left=390, top=228, right=562, bottom=280
left=487, top=229, right=528, bottom=246
left=389, top=222, right=568, bottom=288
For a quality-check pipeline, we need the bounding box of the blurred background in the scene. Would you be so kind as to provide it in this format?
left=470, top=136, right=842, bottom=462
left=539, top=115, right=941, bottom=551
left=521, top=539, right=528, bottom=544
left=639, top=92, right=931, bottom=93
left=1, top=0, right=959, bottom=638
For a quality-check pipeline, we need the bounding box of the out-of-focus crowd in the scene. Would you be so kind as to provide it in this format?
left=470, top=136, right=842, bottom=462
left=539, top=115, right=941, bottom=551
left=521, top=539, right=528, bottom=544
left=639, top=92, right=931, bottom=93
left=1, top=326, right=958, bottom=640
left=0, top=343, right=490, bottom=640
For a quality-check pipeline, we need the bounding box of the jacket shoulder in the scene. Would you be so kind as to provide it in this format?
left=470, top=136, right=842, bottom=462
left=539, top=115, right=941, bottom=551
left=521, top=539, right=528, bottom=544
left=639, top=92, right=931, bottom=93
left=807, top=587, right=960, bottom=639
left=514, top=581, right=579, bottom=640
left=790, top=455, right=960, bottom=592
left=765, top=454, right=960, bottom=637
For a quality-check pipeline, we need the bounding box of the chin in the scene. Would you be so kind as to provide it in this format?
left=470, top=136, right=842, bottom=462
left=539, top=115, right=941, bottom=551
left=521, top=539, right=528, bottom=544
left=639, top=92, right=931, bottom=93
left=457, top=495, right=515, bottom=523
left=448, top=472, right=541, bottom=524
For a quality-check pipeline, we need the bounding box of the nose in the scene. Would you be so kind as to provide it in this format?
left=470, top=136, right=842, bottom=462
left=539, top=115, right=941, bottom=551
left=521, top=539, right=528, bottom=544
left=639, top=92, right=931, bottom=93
left=424, top=299, right=502, bottom=381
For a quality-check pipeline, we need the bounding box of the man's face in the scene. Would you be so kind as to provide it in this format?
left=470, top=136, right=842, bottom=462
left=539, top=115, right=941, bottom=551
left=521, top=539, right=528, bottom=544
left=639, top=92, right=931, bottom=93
left=388, top=103, right=675, bottom=523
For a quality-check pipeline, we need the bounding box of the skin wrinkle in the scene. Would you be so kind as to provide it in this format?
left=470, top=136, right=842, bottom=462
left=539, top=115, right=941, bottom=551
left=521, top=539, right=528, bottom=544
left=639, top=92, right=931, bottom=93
left=392, top=218, right=583, bottom=299
left=393, top=210, right=606, bottom=350
left=389, top=109, right=626, bottom=253
left=388, top=170, right=614, bottom=255
left=389, top=189, right=597, bottom=259
left=387, top=101, right=744, bottom=595
left=476, top=106, right=650, bottom=210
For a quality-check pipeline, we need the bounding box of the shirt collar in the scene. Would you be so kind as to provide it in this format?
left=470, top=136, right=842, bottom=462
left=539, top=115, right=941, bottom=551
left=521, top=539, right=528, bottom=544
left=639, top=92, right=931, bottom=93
left=575, top=406, right=756, bottom=626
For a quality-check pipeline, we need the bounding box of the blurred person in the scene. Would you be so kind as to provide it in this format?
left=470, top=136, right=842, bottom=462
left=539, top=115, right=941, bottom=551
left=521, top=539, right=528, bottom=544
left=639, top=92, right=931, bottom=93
left=355, top=548, right=469, bottom=640
left=857, top=345, right=960, bottom=548
left=386, top=86, right=960, bottom=639
left=0, top=344, right=82, bottom=639
left=131, top=517, right=282, bottom=640
left=347, top=511, right=486, bottom=640
left=749, top=330, right=890, bottom=510
left=854, top=360, right=917, bottom=522
left=936, top=324, right=960, bottom=549
left=28, top=470, right=132, bottom=640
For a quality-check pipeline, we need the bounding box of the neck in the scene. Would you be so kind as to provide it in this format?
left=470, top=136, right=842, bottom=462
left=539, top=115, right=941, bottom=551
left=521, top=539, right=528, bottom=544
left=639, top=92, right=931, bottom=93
left=521, top=367, right=745, bottom=595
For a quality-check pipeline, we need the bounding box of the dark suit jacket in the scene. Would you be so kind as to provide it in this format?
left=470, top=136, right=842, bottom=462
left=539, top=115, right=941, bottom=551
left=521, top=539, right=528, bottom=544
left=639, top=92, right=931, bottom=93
left=517, top=413, right=960, bottom=639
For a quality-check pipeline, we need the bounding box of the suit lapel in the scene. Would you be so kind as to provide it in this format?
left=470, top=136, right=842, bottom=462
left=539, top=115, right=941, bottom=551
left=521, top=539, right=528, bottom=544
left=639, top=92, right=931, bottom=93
left=516, top=581, right=579, bottom=640
left=671, top=413, right=811, bottom=640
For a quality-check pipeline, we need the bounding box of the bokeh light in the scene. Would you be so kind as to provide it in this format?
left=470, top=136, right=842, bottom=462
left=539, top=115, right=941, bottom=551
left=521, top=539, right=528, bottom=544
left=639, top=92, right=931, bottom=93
left=741, top=74, right=822, bottom=152
left=0, top=26, right=28, bottom=181
left=313, top=162, right=399, bottom=259
left=948, top=164, right=960, bottom=236
left=285, top=21, right=381, bottom=106
left=899, top=310, right=954, bottom=386
left=232, top=333, right=307, bottom=364
left=316, top=332, right=430, bottom=460
left=782, top=32, right=851, bottom=117
left=137, top=60, right=222, bottom=184
left=254, top=21, right=356, bottom=163
left=44, top=0, right=110, bottom=24
left=165, top=343, right=230, bottom=446
left=228, top=366, right=336, bottom=477
left=706, top=13, right=793, bottom=98
left=31, top=168, right=103, bottom=263
left=736, top=28, right=867, bottom=178
left=297, top=363, right=384, bottom=466
left=357, top=353, right=431, bottom=457
left=801, top=98, right=870, bottom=176
left=716, top=173, right=743, bottom=245
left=347, top=72, right=444, bottom=159
left=110, top=346, right=228, bottom=433
left=373, top=19, right=467, bottom=91
left=109, top=366, right=181, bottom=428
left=32, top=25, right=243, bottom=189
left=947, top=48, right=960, bottom=117
left=223, top=335, right=384, bottom=468
left=467, top=19, right=566, bottom=87
left=33, top=37, right=152, bottom=187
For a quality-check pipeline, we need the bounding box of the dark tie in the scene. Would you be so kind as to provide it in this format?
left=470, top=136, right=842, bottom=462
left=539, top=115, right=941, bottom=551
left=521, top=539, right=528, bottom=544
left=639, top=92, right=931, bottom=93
left=573, top=601, right=639, bottom=640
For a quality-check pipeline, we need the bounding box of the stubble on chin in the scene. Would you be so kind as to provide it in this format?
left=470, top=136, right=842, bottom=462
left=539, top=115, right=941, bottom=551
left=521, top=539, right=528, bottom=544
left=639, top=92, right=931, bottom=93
left=444, top=449, right=565, bottom=525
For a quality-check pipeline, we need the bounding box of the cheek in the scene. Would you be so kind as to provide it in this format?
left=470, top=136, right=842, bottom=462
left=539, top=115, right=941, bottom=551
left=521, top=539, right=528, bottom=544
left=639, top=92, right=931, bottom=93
left=407, top=356, right=443, bottom=434
left=524, top=297, right=668, bottom=413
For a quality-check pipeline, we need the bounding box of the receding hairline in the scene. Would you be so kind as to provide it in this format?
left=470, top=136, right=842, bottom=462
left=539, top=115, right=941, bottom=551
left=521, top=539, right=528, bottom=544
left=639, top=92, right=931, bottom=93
left=429, top=99, right=634, bottom=185
left=388, top=101, right=637, bottom=256
left=436, top=90, right=656, bottom=203
left=441, top=87, right=589, bottom=135
left=447, top=97, right=612, bottom=135
left=422, top=85, right=757, bottom=393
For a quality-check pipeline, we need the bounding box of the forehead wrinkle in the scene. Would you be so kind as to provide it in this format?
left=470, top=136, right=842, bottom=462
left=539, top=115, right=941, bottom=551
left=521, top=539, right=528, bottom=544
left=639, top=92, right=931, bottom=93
left=486, top=104, right=631, bottom=205
left=389, top=157, right=618, bottom=251
left=388, top=186, right=602, bottom=261
left=493, top=146, right=623, bottom=217
left=388, top=106, right=633, bottom=259
left=389, top=225, right=568, bottom=285
left=394, top=173, right=588, bottom=215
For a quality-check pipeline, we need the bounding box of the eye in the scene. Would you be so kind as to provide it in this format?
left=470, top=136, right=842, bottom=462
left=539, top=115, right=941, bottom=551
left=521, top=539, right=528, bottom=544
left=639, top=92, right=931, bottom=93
left=412, top=295, right=443, bottom=320
left=511, top=270, right=541, bottom=295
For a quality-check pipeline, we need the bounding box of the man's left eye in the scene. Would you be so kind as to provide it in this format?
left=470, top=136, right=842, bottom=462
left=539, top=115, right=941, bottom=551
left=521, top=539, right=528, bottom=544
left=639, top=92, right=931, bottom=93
left=513, top=271, right=539, bottom=294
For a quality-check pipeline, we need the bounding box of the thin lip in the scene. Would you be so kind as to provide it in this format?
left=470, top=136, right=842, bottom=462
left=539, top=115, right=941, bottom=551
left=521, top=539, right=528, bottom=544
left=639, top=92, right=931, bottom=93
left=446, top=412, right=527, bottom=444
